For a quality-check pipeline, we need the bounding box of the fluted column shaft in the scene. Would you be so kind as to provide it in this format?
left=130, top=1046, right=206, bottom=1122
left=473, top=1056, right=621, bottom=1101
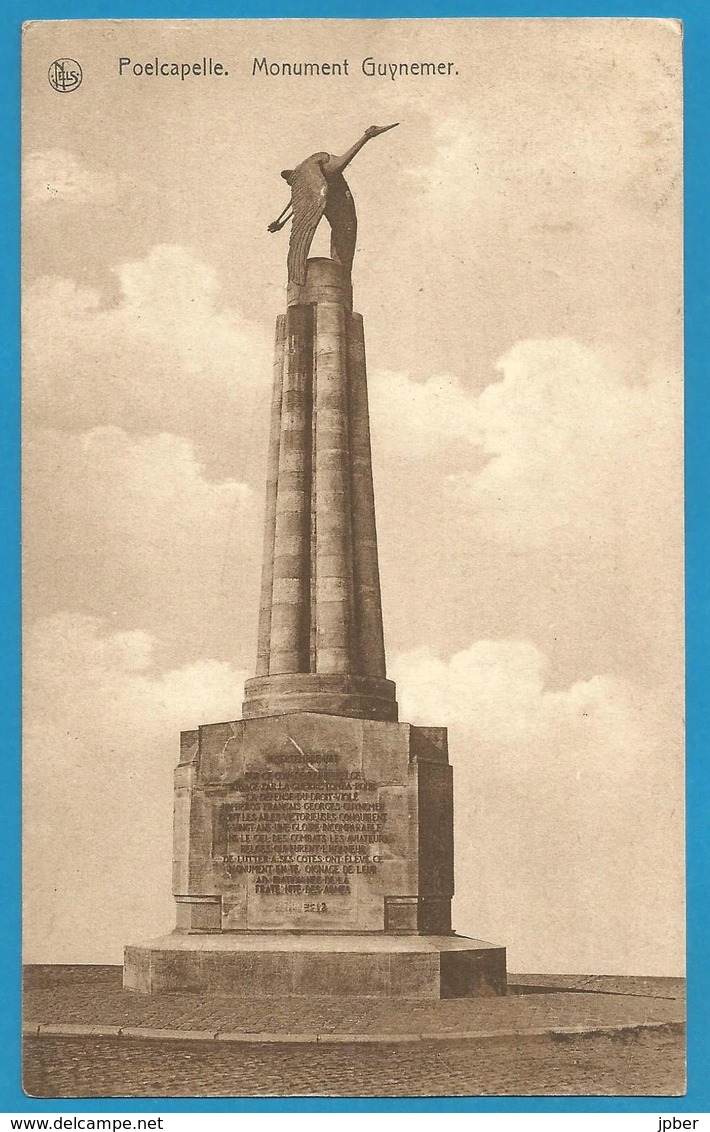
left=347, top=313, right=387, bottom=677
left=268, top=304, right=312, bottom=674
left=312, top=302, right=355, bottom=674
left=255, top=315, right=285, bottom=675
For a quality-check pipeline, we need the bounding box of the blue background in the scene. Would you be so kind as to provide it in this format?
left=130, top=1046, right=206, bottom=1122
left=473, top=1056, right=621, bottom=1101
left=2, top=0, right=706, bottom=1114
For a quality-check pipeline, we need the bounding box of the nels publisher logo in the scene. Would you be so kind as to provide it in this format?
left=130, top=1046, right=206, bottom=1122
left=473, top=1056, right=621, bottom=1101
left=48, top=58, right=82, bottom=92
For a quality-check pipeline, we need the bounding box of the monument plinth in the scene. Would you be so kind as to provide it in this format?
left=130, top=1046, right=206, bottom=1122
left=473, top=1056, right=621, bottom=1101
left=123, top=128, right=507, bottom=998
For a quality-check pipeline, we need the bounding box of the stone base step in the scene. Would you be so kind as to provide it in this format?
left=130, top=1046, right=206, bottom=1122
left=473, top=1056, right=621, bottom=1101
left=123, top=931, right=507, bottom=999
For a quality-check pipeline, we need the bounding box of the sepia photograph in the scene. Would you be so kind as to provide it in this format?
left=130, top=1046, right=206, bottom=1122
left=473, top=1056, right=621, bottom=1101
left=21, top=17, right=684, bottom=1099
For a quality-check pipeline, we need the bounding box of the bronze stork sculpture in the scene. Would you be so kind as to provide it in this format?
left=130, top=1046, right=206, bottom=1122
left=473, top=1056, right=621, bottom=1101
left=268, top=124, right=399, bottom=286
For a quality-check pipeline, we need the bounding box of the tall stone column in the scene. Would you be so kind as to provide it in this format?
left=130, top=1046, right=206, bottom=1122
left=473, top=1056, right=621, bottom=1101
left=125, top=254, right=508, bottom=998
left=242, top=257, right=398, bottom=722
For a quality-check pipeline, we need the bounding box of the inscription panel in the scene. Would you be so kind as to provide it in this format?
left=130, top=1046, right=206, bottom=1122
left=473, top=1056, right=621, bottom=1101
left=212, top=751, right=390, bottom=930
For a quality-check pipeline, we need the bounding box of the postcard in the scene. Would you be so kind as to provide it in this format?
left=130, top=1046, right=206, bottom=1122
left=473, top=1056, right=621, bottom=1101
left=21, top=17, right=684, bottom=1099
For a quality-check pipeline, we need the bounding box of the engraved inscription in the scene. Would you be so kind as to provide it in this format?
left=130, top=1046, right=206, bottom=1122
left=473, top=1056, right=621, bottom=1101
left=213, top=753, right=387, bottom=897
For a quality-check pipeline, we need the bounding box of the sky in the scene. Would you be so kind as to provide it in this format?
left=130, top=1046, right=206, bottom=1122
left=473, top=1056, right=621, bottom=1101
left=22, top=18, right=683, bottom=974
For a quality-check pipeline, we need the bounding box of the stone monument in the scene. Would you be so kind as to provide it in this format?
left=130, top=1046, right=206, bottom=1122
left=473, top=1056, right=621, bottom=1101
left=123, top=126, right=507, bottom=998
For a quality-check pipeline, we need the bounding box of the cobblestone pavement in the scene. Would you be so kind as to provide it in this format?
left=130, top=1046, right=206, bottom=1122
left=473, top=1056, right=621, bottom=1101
left=22, top=967, right=685, bottom=1097
left=24, top=967, right=684, bottom=1039
left=23, top=1027, right=685, bottom=1097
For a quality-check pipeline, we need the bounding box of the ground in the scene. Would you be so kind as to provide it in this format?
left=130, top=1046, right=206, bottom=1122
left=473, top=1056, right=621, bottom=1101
left=22, top=966, right=685, bottom=1098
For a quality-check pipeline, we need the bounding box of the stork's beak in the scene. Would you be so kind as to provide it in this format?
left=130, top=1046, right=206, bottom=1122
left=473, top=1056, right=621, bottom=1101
left=368, top=123, right=399, bottom=138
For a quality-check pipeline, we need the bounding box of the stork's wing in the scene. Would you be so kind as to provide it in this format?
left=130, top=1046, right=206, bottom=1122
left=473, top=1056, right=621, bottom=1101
left=287, top=161, right=328, bottom=286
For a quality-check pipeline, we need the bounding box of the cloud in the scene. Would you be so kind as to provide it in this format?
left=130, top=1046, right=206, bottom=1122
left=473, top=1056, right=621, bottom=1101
left=370, top=339, right=682, bottom=688
left=372, top=339, right=680, bottom=547
left=23, top=612, right=247, bottom=964
left=23, top=245, right=272, bottom=476
left=369, top=368, right=479, bottom=455
left=391, top=640, right=684, bottom=975
left=458, top=337, right=681, bottom=551
left=24, top=149, right=116, bottom=204
left=23, top=426, right=260, bottom=670
left=394, top=85, right=681, bottom=384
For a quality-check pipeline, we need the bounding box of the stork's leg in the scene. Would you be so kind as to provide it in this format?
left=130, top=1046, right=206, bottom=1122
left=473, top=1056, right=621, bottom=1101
left=325, top=192, right=357, bottom=273
left=268, top=206, right=293, bottom=233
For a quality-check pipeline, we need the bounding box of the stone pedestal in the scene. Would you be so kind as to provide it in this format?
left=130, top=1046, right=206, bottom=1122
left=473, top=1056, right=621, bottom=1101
left=177, top=712, right=453, bottom=935
left=123, top=709, right=506, bottom=996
